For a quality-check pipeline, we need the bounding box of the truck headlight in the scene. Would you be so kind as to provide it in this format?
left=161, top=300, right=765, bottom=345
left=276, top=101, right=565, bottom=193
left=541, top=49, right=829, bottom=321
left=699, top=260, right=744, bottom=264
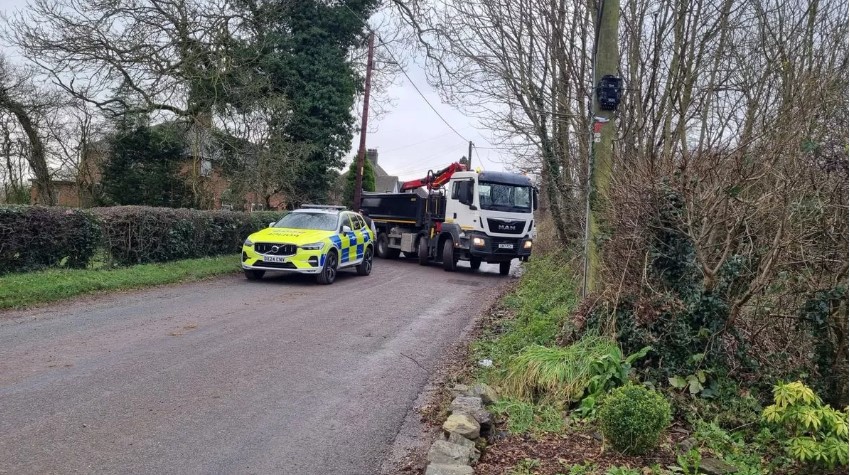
left=300, top=242, right=325, bottom=250
left=472, top=237, right=485, bottom=247
left=243, top=238, right=253, bottom=247
left=523, top=240, right=533, bottom=249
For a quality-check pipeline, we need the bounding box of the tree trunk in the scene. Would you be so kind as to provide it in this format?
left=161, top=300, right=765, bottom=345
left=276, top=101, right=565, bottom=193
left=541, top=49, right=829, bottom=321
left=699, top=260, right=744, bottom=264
left=0, top=88, right=53, bottom=205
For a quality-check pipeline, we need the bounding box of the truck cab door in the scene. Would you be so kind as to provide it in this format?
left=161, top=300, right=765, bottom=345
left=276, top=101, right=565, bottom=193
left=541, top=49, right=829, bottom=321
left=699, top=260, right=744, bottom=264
left=446, top=179, right=478, bottom=230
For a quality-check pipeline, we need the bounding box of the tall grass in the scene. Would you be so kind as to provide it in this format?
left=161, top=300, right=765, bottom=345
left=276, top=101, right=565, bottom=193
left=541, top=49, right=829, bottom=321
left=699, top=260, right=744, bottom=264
left=502, top=336, right=620, bottom=404
left=473, top=253, right=578, bottom=377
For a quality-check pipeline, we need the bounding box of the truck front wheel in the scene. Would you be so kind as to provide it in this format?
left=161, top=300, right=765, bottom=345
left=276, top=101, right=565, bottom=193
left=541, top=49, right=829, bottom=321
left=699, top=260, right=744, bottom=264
left=417, top=236, right=429, bottom=266
left=376, top=233, right=399, bottom=259
left=442, top=239, right=457, bottom=272
left=499, top=261, right=511, bottom=276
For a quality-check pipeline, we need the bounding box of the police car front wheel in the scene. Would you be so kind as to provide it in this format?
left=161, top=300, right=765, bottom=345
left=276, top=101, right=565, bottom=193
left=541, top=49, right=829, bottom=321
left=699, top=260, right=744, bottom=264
left=317, top=251, right=338, bottom=285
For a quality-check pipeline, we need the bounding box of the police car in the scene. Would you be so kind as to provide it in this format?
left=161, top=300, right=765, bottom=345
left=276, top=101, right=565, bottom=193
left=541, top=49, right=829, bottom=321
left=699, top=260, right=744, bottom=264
left=241, top=205, right=375, bottom=284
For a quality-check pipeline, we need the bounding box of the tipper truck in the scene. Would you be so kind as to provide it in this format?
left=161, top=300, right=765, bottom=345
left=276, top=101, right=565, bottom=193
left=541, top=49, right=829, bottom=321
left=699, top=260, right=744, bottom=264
left=360, top=163, right=537, bottom=275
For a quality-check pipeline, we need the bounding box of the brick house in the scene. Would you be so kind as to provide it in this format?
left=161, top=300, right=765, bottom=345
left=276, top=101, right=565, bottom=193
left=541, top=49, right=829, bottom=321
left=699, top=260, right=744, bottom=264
left=30, top=122, right=286, bottom=210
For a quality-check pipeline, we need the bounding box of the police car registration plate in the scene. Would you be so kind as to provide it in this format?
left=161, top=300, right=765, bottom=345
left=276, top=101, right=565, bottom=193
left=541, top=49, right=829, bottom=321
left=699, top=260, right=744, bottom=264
left=264, top=255, right=287, bottom=263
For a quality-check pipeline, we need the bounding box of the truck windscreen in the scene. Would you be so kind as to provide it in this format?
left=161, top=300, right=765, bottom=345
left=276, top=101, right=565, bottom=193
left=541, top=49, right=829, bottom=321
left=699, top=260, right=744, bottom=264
left=478, top=182, right=532, bottom=213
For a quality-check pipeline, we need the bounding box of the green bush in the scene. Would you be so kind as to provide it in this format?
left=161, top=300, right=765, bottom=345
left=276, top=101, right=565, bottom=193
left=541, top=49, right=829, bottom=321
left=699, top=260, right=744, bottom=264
left=762, top=381, right=849, bottom=470
left=598, top=384, right=672, bottom=455
left=94, top=206, right=284, bottom=265
left=0, top=205, right=101, bottom=274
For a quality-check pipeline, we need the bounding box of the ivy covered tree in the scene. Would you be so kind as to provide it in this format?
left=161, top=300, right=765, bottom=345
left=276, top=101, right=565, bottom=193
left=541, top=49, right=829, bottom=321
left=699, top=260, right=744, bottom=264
left=100, top=119, right=191, bottom=208
left=343, top=157, right=376, bottom=209
left=251, top=0, right=378, bottom=203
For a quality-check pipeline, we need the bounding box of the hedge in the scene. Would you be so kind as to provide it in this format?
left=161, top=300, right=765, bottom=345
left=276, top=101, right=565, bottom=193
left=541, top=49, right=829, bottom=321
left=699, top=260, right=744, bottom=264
left=0, top=205, right=285, bottom=272
left=93, top=207, right=285, bottom=266
left=0, top=206, right=102, bottom=274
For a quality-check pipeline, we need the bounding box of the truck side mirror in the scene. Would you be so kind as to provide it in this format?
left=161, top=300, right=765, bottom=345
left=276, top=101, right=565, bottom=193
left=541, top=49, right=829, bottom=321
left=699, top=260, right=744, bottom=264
left=533, top=188, right=539, bottom=211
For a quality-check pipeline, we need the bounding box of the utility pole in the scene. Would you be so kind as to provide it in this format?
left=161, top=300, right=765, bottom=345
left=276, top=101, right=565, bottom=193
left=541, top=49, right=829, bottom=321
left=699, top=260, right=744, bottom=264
left=583, top=0, right=621, bottom=296
left=468, top=141, right=473, bottom=168
left=353, top=31, right=375, bottom=211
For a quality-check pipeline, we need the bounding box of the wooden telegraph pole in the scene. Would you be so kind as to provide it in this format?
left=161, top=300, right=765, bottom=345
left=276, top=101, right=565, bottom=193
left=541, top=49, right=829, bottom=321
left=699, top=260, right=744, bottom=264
left=583, top=0, right=621, bottom=296
left=353, top=31, right=375, bottom=211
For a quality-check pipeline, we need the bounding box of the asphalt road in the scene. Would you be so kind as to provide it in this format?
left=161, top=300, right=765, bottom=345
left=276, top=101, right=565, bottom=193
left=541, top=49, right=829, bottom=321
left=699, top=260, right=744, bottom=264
left=0, top=258, right=511, bottom=475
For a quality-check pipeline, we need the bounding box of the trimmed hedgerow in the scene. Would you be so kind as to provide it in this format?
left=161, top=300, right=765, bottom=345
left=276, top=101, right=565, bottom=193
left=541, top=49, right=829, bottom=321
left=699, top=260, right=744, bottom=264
left=598, top=383, right=672, bottom=455
left=1, top=205, right=284, bottom=271
left=0, top=205, right=101, bottom=274
left=93, top=206, right=285, bottom=266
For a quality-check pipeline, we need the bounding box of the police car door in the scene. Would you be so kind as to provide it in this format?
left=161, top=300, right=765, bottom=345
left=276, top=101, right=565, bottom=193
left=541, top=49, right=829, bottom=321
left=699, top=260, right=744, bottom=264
left=339, top=213, right=358, bottom=266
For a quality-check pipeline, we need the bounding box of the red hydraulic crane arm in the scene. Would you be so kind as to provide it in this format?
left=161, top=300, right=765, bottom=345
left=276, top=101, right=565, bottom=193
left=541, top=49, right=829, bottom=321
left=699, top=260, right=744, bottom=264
left=400, top=162, right=468, bottom=192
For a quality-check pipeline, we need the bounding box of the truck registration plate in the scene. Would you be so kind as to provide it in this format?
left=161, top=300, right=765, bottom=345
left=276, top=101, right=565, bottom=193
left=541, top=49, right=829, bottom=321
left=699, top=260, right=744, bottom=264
left=263, top=255, right=287, bottom=263
left=498, top=243, right=514, bottom=249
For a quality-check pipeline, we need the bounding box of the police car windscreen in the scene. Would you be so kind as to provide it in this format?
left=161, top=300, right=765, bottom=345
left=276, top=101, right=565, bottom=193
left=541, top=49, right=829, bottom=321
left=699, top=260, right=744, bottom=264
left=275, top=212, right=338, bottom=231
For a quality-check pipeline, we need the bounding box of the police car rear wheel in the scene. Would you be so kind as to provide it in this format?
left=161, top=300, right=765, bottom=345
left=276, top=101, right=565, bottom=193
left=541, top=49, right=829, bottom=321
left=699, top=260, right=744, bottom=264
left=356, top=246, right=373, bottom=276
left=244, top=269, right=265, bottom=281
left=317, top=251, right=338, bottom=284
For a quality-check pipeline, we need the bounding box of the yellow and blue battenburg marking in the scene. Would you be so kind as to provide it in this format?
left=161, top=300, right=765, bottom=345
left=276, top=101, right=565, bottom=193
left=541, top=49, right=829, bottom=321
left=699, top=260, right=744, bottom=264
left=325, top=229, right=371, bottom=265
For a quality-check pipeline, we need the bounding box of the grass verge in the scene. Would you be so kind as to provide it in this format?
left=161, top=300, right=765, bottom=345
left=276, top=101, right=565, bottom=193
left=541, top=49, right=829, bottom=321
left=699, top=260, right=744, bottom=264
left=0, top=254, right=240, bottom=310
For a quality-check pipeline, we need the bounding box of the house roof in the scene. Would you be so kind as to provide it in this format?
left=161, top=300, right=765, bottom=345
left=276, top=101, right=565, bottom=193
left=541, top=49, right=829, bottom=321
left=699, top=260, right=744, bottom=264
left=375, top=175, right=399, bottom=193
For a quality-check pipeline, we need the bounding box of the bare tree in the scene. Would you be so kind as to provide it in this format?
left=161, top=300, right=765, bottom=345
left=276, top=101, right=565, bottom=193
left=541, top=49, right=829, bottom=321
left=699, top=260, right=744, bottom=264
left=0, top=56, right=58, bottom=204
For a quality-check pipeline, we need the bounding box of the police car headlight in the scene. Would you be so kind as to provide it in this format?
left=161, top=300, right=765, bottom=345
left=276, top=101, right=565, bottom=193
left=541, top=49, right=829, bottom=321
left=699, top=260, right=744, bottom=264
left=472, top=237, right=485, bottom=247
left=523, top=240, right=533, bottom=249
left=300, top=242, right=325, bottom=250
left=243, top=238, right=253, bottom=247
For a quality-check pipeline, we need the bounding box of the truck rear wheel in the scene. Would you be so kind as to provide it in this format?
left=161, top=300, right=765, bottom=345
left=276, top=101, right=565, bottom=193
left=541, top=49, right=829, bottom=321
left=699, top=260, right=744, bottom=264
left=499, top=261, right=511, bottom=276
left=442, top=239, right=458, bottom=272
left=417, top=236, right=429, bottom=266
left=470, top=258, right=481, bottom=270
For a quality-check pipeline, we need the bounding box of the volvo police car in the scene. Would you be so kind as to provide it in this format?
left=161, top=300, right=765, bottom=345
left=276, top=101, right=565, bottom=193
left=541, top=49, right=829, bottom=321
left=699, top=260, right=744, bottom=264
left=241, top=205, right=375, bottom=284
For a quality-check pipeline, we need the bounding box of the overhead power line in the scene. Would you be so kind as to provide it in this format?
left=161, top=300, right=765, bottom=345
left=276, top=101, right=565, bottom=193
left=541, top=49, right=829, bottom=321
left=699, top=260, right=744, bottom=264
left=339, top=4, right=471, bottom=145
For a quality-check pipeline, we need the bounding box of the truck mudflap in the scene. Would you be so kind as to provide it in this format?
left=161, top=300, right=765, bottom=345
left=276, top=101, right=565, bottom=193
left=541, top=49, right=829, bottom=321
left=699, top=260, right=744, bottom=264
left=464, top=233, right=532, bottom=262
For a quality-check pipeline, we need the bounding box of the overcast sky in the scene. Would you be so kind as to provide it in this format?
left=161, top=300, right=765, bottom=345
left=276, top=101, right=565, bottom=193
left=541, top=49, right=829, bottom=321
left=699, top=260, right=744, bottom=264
left=2, top=0, right=510, bottom=182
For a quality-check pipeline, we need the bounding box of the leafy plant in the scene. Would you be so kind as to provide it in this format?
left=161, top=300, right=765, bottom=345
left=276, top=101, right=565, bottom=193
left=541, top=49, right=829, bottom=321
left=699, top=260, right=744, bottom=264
left=673, top=448, right=701, bottom=475
left=560, top=461, right=596, bottom=475
left=598, top=384, right=672, bottom=455
left=577, top=346, right=651, bottom=417
left=605, top=467, right=641, bottom=475
left=510, top=458, right=541, bottom=475
left=762, top=381, right=849, bottom=470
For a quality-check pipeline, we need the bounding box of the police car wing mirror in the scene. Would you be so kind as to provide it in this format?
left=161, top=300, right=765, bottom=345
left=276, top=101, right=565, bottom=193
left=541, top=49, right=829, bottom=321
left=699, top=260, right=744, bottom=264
left=341, top=225, right=352, bottom=233
left=268, top=222, right=275, bottom=228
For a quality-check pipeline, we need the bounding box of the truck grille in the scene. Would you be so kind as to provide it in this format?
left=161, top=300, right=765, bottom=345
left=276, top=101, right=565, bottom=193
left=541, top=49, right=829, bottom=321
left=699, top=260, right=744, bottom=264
left=487, top=219, right=525, bottom=235
left=254, top=243, right=297, bottom=256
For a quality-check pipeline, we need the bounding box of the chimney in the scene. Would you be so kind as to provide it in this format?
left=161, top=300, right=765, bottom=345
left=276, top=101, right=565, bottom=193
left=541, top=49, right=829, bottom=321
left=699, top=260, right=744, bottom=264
left=366, top=148, right=378, bottom=166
